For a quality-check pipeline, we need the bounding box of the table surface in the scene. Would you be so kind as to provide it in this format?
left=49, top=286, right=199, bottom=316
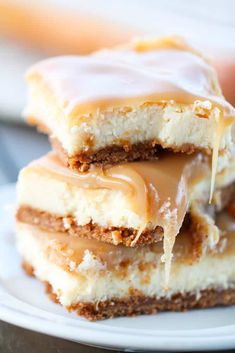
left=0, top=321, right=118, bottom=353
left=0, top=121, right=234, bottom=353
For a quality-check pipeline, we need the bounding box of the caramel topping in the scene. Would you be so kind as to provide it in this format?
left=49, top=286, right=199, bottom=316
left=27, top=45, right=234, bottom=118
left=24, top=212, right=234, bottom=275
left=24, top=223, right=195, bottom=272
left=30, top=152, right=209, bottom=284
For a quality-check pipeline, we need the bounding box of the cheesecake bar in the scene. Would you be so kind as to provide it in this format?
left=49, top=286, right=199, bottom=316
left=16, top=210, right=235, bottom=321
left=24, top=37, right=235, bottom=172
left=16, top=150, right=235, bottom=282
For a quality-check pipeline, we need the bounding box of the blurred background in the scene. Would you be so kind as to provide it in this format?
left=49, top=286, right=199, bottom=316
left=0, top=0, right=235, bottom=185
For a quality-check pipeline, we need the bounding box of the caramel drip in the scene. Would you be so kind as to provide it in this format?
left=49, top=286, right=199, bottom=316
left=30, top=152, right=209, bottom=283
left=210, top=110, right=234, bottom=202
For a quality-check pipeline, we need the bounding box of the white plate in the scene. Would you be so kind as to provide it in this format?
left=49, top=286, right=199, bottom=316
left=1, top=183, right=235, bottom=352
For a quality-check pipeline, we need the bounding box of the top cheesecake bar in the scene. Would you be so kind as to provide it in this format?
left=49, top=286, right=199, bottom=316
left=25, top=36, right=235, bottom=171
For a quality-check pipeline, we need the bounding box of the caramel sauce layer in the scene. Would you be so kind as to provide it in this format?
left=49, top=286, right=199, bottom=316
left=27, top=45, right=234, bottom=118
left=29, top=225, right=193, bottom=272
left=21, top=211, right=234, bottom=275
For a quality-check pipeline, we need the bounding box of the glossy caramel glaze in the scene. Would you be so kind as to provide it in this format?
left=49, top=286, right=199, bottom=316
left=27, top=39, right=234, bottom=117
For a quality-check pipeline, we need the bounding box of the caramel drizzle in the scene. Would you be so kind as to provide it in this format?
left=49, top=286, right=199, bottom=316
left=210, top=110, right=234, bottom=202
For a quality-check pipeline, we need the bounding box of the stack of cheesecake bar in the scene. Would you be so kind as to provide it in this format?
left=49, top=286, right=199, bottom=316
left=16, top=37, right=235, bottom=320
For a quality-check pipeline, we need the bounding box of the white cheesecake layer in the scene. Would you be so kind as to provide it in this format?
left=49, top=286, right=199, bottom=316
left=16, top=223, right=235, bottom=306
left=25, top=89, right=233, bottom=156
left=17, top=167, right=144, bottom=229
left=17, top=164, right=209, bottom=230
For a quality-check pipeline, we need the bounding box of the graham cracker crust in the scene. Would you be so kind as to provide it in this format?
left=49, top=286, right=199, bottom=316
left=22, top=263, right=235, bottom=321
left=67, top=288, right=235, bottom=321
left=16, top=180, right=235, bottom=248
left=16, top=206, right=163, bottom=246
left=51, top=137, right=204, bottom=172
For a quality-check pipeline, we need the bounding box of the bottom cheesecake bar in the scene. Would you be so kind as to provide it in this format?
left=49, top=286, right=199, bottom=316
left=16, top=211, right=235, bottom=320
left=22, top=270, right=235, bottom=321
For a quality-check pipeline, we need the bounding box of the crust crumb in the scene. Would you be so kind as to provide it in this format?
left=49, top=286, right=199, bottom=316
left=51, top=137, right=209, bottom=172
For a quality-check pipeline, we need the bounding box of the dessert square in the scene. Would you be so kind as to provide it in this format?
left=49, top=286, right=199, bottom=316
left=16, top=210, right=235, bottom=321
left=16, top=152, right=210, bottom=246
left=24, top=37, right=235, bottom=172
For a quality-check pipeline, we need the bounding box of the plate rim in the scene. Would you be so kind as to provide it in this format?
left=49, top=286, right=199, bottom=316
left=1, top=183, right=235, bottom=351
left=1, top=297, right=235, bottom=352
